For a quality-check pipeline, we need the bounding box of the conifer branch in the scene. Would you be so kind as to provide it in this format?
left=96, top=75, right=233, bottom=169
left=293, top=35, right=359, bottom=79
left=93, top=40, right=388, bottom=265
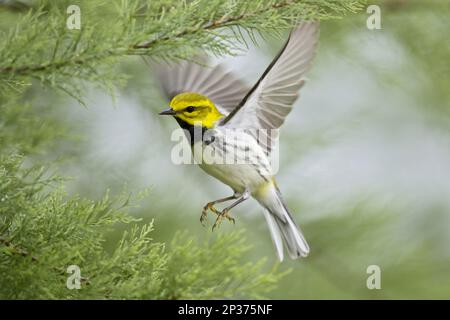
left=0, top=0, right=365, bottom=299
left=132, top=0, right=298, bottom=50
left=0, top=236, right=38, bottom=262
left=0, top=0, right=360, bottom=89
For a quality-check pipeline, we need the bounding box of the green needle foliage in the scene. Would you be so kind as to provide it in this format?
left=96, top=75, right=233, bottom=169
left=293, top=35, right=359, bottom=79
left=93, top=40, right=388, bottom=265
left=0, top=0, right=365, bottom=299
left=0, top=0, right=365, bottom=101
left=0, top=99, right=284, bottom=299
left=0, top=144, right=283, bottom=299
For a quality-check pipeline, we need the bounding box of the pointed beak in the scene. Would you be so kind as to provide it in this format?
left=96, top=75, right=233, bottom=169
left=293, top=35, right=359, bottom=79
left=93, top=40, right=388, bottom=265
left=159, top=108, right=177, bottom=116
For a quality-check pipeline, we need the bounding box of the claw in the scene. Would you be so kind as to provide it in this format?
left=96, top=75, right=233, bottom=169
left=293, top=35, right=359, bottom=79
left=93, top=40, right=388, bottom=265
left=211, top=215, right=220, bottom=231
left=200, top=209, right=207, bottom=226
left=200, top=202, right=220, bottom=226
left=201, top=202, right=236, bottom=230
left=212, top=209, right=235, bottom=231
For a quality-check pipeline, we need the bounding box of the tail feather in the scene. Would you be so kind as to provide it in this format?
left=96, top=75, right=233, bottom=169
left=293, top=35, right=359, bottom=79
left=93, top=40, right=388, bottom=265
left=262, top=209, right=284, bottom=261
left=258, top=185, right=309, bottom=261
left=274, top=209, right=309, bottom=259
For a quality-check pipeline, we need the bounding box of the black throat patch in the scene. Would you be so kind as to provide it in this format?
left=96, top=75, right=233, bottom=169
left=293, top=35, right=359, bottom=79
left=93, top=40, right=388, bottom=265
left=174, top=117, right=208, bottom=146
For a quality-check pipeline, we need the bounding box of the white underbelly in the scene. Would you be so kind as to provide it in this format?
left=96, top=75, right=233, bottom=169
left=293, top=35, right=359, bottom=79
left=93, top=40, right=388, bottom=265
left=198, top=162, right=267, bottom=194
left=193, top=128, right=273, bottom=194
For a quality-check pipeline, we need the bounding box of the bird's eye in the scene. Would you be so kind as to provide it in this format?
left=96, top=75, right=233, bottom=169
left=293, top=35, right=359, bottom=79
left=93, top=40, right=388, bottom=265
left=185, top=106, right=196, bottom=113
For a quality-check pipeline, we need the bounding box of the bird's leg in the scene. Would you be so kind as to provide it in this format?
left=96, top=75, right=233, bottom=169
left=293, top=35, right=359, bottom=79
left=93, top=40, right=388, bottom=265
left=201, top=194, right=238, bottom=226
left=212, top=191, right=250, bottom=231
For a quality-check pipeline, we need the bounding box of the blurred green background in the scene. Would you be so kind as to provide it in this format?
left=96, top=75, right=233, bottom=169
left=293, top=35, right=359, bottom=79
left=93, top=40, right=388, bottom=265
left=3, top=0, right=450, bottom=299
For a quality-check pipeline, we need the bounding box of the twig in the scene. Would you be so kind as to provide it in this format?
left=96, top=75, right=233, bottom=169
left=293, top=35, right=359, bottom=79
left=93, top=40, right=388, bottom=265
left=0, top=1, right=296, bottom=76
left=132, top=1, right=294, bottom=49
left=0, top=235, right=38, bottom=261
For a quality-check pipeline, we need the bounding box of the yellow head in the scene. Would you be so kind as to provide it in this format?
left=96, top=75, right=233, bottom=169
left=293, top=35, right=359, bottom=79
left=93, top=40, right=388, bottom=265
left=159, top=92, right=224, bottom=129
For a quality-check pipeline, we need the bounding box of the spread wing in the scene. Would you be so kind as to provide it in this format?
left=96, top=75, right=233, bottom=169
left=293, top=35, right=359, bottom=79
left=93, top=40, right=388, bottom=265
left=221, top=22, right=320, bottom=154
left=153, top=56, right=250, bottom=115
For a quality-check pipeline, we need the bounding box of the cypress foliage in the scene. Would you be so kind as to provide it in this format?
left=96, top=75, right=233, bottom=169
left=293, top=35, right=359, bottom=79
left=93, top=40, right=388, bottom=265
left=0, top=0, right=365, bottom=299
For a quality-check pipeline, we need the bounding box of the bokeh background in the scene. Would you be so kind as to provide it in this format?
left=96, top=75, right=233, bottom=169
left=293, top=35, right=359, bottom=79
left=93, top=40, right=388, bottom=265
left=9, top=0, right=450, bottom=298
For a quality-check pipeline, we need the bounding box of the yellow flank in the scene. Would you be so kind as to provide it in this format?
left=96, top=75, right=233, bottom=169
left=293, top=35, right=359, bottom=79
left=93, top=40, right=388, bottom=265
left=170, top=92, right=224, bottom=128
left=254, top=180, right=275, bottom=198
left=271, top=177, right=279, bottom=189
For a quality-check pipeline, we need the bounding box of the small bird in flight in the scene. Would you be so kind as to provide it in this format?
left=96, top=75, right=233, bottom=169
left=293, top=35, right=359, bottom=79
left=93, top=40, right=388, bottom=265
left=156, top=22, right=319, bottom=261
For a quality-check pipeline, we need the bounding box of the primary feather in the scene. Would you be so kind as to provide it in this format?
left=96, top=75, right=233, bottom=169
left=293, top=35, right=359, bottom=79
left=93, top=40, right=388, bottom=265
left=155, top=56, right=250, bottom=115
left=222, top=22, right=319, bottom=154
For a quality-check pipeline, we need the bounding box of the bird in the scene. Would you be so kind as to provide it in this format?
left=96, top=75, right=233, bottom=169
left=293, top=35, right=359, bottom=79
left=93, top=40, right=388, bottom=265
left=156, top=22, right=319, bottom=261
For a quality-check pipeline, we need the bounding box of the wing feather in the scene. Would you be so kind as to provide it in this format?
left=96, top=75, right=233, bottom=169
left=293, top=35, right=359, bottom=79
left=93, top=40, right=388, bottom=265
left=221, top=22, right=319, bottom=154
left=154, top=56, right=250, bottom=114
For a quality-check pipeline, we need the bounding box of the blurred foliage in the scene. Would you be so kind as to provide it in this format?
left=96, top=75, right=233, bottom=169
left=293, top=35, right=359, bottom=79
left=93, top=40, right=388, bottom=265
left=0, top=162, right=283, bottom=300
left=0, top=0, right=364, bottom=102
left=2, top=0, right=448, bottom=301
left=320, top=0, right=450, bottom=122
left=0, top=0, right=366, bottom=300
left=0, top=95, right=283, bottom=299
left=272, top=0, right=450, bottom=299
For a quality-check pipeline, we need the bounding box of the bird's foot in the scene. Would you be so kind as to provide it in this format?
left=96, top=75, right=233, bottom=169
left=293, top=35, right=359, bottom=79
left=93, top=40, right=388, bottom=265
left=212, top=209, right=235, bottom=231
left=200, top=202, right=221, bottom=226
